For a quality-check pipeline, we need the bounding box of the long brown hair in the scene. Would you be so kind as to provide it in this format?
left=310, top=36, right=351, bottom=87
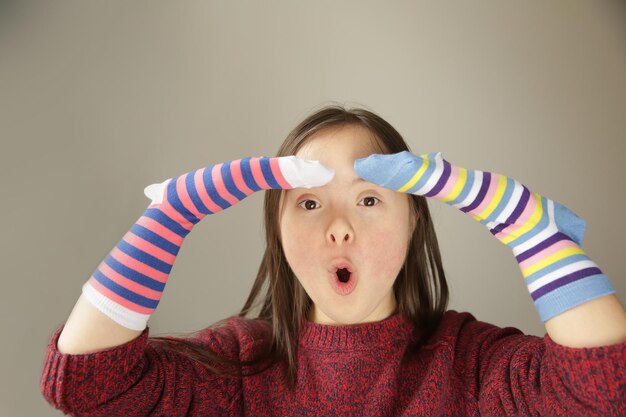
left=149, top=104, right=449, bottom=390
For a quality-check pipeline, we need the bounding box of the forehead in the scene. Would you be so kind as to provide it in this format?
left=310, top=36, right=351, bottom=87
left=295, top=125, right=385, bottom=163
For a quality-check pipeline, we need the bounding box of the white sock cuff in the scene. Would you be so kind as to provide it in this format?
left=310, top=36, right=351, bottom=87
left=82, top=281, right=150, bottom=331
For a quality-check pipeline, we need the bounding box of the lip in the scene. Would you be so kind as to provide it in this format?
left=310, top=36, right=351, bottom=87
left=328, top=258, right=358, bottom=296
left=328, top=257, right=355, bottom=274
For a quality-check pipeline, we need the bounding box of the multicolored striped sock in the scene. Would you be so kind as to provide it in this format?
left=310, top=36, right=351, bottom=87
left=355, top=151, right=615, bottom=322
left=82, top=156, right=334, bottom=330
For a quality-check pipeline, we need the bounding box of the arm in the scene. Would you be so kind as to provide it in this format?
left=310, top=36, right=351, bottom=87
left=545, top=294, right=626, bottom=348
left=356, top=151, right=626, bottom=414
left=448, top=311, right=626, bottom=416
left=42, top=155, right=332, bottom=414
left=356, top=151, right=623, bottom=346
left=54, top=155, right=332, bottom=355
left=57, top=294, right=142, bottom=354
left=42, top=321, right=244, bottom=416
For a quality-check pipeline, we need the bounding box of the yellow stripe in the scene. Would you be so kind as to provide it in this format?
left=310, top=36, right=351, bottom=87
left=522, top=246, right=586, bottom=277
left=440, top=167, right=467, bottom=203
left=500, top=192, right=543, bottom=245
left=476, top=175, right=507, bottom=221
left=398, top=158, right=429, bottom=193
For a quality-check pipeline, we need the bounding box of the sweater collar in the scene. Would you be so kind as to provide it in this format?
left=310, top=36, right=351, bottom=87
left=298, top=312, right=417, bottom=350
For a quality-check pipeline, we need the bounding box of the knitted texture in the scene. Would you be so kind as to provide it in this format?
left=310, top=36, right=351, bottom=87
left=41, top=310, right=626, bottom=416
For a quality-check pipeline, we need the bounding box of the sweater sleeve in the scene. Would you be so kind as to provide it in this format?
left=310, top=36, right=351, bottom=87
left=40, top=324, right=243, bottom=416
left=450, top=311, right=626, bottom=416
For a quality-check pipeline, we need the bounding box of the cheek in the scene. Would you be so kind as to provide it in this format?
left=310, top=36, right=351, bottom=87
left=280, top=217, right=317, bottom=276
left=363, top=225, right=410, bottom=281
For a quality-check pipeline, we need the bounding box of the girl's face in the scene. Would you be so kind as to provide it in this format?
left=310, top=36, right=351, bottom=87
left=279, top=125, right=416, bottom=325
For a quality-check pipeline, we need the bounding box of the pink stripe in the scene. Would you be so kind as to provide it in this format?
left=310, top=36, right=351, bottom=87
left=124, top=230, right=176, bottom=265
left=161, top=200, right=195, bottom=232
left=175, top=173, right=203, bottom=219
left=436, top=164, right=460, bottom=199
left=518, top=239, right=578, bottom=270
left=269, top=158, right=292, bottom=189
left=98, top=262, right=162, bottom=300
left=231, top=159, right=254, bottom=196
left=494, top=192, right=538, bottom=240
left=136, top=216, right=185, bottom=246
left=194, top=168, right=223, bottom=213
left=88, top=276, right=154, bottom=315
left=111, top=247, right=169, bottom=283
left=471, top=173, right=500, bottom=215
left=250, top=157, right=270, bottom=189
left=212, top=163, right=239, bottom=206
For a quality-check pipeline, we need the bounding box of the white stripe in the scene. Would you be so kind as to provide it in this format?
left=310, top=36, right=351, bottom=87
left=527, top=259, right=599, bottom=292
left=511, top=224, right=556, bottom=255
left=452, top=170, right=483, bottom=209
left=510, top=200, right=557, bottom=254
left=415, top=156, right=445, bottom=195
left=494, top=179, right=523, bottom=223
left=82, top=281, right=150, bottom=331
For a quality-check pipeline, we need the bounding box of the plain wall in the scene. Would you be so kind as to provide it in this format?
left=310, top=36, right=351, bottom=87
left=1, top=1, right=625, bottom=415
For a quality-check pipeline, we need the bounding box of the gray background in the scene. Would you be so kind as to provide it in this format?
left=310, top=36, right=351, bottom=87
left=1, top=1, right=625, bottom=415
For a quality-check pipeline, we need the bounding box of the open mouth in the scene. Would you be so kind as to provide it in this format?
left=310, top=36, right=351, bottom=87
left=336, top=268, right=351, bottom=283
left=329, top=259, right=357, bottom=295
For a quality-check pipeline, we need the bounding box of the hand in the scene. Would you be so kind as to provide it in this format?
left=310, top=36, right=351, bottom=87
left=82, top=155, right=334, bottom=330
left=143, top=156, right=334, bottom=226
left=354, top=150, right=615, bottom=323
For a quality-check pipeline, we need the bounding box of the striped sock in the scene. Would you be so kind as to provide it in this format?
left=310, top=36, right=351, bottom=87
left=355, top=151, right=615, bottom=322
left=82, top=156, right=334, bottom=330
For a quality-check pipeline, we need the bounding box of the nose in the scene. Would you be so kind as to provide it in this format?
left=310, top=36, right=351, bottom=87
left=327, top=219, right=353, bottom=245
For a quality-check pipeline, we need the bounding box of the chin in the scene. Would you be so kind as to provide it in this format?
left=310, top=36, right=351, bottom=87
left=315, top=306, right=376, bottom=326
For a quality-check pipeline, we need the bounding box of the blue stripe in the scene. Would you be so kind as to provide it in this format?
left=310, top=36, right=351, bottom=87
left=164, top=175, right=201, bottom=225
left=93, top=268, right=160, bottom=309
left=479, top=177, right=516, bottom=225
left=533, top=274, right=615, bottom=322
left=447, top=169, right=476, bottom=206
left=117, top=239, right=173, bottom=275
left=142, top=208, right=191, bottom=240
left=103, top=254, right=167, bottom=291
left=524, top=253, right=591, bottom=286
left=240, top=157, right=262, bottom=192
left=507, top=195, right=551, bottom=249
left=406, top=157, right=439, bottom=194
left=221, top=161, right=248, bottom=200
left=461, top=172, right=490, bottom=213
left=203, top=166, right=230, bottom=210
left=130, top=224, right=181, bottom=256
left=259, top=158, right=281, bottom=189
left=491, top=186, right=530, bottom=235
left=184, top=169, right=211, bottom=216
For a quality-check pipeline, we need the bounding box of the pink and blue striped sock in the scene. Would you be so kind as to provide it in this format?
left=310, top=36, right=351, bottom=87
left=355, top=151, right=615, bottom=322
left=82, top=156, right=334, bottom=330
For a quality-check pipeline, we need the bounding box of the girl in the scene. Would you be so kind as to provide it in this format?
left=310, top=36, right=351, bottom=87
left=41, top=106, right=625, bottom=416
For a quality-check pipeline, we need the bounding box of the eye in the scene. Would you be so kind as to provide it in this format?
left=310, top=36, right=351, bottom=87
left=298, top=199, right=320, bottom=210
left=359, top=196, right=380, bottom=207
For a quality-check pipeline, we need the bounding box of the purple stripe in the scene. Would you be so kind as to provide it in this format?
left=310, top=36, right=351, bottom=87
left=531, top=267, right=602, bottom=301
left=460, top=172, right=491, bottom=213
left=491, top=186, right=531, bottom=235
left=424, top=159, right=452, bottom=198
left=515, top=232, right=567, bottom=263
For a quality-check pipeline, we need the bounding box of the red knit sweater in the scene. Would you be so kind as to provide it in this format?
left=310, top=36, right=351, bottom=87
left=40, top=310, right=625, bottom=416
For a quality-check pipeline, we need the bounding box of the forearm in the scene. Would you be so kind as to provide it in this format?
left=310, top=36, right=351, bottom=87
left=58, top=294, right=143, bottom=354
left=545, top=294, right=626, bottom=348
